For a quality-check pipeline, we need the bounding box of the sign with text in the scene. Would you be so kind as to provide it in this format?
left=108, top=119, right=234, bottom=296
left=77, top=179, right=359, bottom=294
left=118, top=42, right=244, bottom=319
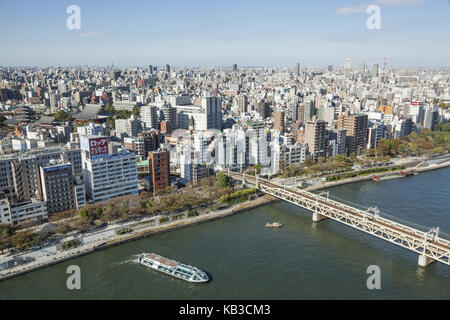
left=81, top=136, right=108, bottom=160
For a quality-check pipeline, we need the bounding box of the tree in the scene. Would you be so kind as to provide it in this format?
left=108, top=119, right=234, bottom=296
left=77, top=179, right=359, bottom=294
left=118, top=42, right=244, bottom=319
left=216, top=173, right=231, bottom=188
left=304, top=158, right=314, bottom=167
left=54, top=110, right=73, bottom=122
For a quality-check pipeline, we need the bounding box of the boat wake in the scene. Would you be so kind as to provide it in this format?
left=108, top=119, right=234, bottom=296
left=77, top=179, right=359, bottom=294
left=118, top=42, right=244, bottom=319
left=112, top=254, right=141, bottom=267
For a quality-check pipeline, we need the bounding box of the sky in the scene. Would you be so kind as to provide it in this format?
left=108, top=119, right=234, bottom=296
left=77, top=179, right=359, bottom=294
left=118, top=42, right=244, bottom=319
left=0, top=0, right=449, bottom=68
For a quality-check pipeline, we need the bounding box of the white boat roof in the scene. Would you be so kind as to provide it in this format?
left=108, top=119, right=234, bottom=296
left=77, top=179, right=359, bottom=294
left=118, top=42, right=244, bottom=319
left=145, top=253, right=178, bottom=267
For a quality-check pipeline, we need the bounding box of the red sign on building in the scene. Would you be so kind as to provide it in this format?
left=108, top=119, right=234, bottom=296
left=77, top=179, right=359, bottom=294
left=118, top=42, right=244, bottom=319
left=89, top=137, right=108, bottom=159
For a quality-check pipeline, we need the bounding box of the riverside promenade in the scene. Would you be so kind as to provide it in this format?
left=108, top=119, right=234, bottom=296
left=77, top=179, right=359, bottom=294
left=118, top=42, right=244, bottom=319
left=0, top=195, right=277, bottom=282
left=306, top=154, right=450, bottom=191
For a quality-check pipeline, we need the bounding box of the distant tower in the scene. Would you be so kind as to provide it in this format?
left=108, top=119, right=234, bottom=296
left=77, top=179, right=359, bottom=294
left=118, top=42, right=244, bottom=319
left=295, top=63, right=301, bottom=76
left=232, top=64, right=238, bottom=72
left=381, top=57, right=387, bottom=81
left=344, top=58, right=351, bottom=76
left=371, top=63, right=379, bottom=77
left=359, top=61, right=366, bottom=74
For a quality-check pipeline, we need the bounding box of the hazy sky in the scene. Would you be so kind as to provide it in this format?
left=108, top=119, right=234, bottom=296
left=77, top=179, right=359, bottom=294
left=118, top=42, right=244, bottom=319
left=0, top=0, right=449, bottom=67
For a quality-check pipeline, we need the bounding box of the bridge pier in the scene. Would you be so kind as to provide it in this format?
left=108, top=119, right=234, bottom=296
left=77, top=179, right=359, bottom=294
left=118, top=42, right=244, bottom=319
left=418, top=254, right=435, bottom=267
left=312, top=211, right=327, bottom=222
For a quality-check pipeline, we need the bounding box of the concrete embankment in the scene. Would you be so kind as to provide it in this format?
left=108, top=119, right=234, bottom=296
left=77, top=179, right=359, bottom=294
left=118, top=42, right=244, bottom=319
left=0, top=195, right=277, bottom=282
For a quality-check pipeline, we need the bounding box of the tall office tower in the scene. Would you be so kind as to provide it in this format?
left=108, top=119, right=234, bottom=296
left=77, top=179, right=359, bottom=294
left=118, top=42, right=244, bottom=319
left=141, top=105, right=160, bottom=130
left=115, top=115, right=140, bottom=139
left=161, top=104, right=177, bottom=133
left=165, top=64, right=171, bottom=73
left=337, top=112, right=368, bottom=155
left=424, top=105, right=439, bottom=131
left=80, top=136, right=138, bottom=203
left=371, top=63, right=379, bottom=77
left=232, top=64, right=238, bottom=72
left=344, top=58, right=351, bottom=76
left=148, top=65, right=153, bottom=74
left=39, top=162, right=75, bottom=215
left=237, top=94, right=248, bottom=113
left=295, top=63, right=301, bottom=76
left=305, top=118, right=326, bottom=159
left=359, top=61, right=366, bottom=74
left=274, top=110, right=286, bottom=133
left=148, top=150, right=170, bottom=195
left=202, top=96, right=222, bottom=130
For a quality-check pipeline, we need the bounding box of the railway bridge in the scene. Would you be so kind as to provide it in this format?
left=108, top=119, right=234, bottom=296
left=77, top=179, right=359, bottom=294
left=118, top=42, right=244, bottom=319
left=224, top=171, right=450, bottom=268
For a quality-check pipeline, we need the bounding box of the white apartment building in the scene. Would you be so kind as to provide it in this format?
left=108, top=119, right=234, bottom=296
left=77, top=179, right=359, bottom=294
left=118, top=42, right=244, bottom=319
left=81, top=135, right=139, bottom=203
left=141, top=105, right=160, bottom=130
left=0, top=198, right=48, bottom=225
left=77, top=123, right=104, bottom=137
left=115, top=116, right=140, bottom=139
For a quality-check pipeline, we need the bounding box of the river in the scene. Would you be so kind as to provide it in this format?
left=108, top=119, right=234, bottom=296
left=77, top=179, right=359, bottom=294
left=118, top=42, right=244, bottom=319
left=1, top=167, right=449, bottom=299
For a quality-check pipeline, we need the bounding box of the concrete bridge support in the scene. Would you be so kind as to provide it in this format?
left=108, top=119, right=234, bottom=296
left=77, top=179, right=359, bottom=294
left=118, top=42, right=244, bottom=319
left=418, top=254, right=435, bottom=267
left=312, top=211, right=328, bottom=222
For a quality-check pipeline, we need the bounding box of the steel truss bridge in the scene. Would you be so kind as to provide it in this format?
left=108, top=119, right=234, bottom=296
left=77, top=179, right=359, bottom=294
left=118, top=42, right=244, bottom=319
left=225, top=171, right=450, bottom=267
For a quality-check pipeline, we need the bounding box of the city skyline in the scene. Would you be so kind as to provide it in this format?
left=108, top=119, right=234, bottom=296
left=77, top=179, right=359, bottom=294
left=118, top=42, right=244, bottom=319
left=0, top=0, right=449, bottom=67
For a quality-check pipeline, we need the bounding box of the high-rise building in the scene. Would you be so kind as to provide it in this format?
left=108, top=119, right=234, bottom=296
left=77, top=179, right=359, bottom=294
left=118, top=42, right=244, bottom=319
left=39, top=162, right=75, bottom=215
left=124, top=137, right=146, bottom=158
left=371, top=63, right=379, bottom=77
left=141, top=105, right=160, bottom=130
left=359, top=61, right=366, bottom=74
left=409, top=102, right=425, bottom=124
left=148, top=150, right=170, bottom=195
left=344, top=58, right=351, bottom=76
left=80, top=136, right=138, bottom=203
left=337, top=113, right=368, bottom=155
left=274, top=110, right=285, bottom=133
left=302, top=97, right=315, bottom=123
left=297, top=104, right=305, bottom=125
left=257, top=100, right=270, bottom=119
left=424, top=105, right=438, bottom=131
left=202, top=96, right=222, bottom=130
left=305, top=118, right=326, bottom=159
left=295, top=63, right=301, bottom=76
left=237, top=94, right=248, bottom=114
left=115, top=115, right=140, bottom=139
left=138, top=130, right=160, bottom=156
left=232, top=64, right=238, bottom=72
left=161, top=104, right=177, bottom=133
